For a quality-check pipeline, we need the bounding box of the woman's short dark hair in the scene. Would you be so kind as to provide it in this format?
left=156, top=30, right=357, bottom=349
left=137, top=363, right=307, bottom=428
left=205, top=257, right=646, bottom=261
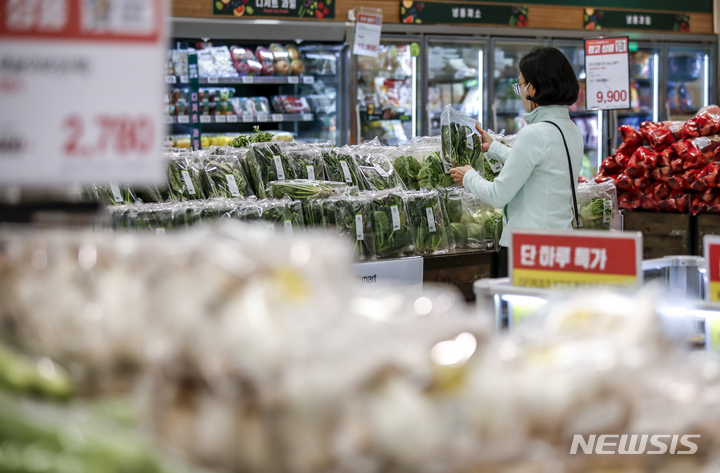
left=519, top=47, right=579, bottom=106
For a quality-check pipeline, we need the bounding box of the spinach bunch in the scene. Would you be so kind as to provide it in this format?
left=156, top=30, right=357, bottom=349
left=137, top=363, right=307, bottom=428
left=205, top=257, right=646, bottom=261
left=441, top=188, right=485, bottom=250
left=201, top=156, right=253, bottom=198
left=371, top=191, right=414, bottom=258
left=441, top=118, right=482, bottom=167
left=323, top=149, right=364, bottom=189
left=392, top=155, right=422, bottom=190
left=259, top=198, right=304, bottom=235
left=355, top=153, right=405, bottom=191
left=334, top=195, right=375, bottom=260
left=406, top=190, right=449, bottom=255
left=268, top=180, right=338, bottom=200
left=230, top=125, right=274, bottom=148
left=302, top=200, right=325, bottom=228
left=287, top=147, right=325, bottom=181
left=201, top=198, right=243, bottom=222
left=244, top=142, right=297, bottom=198
left=167, top=157, right=207, bottom=201
left=86, top=184, right=136, bottom=205
left=418, top=152, right=454, bottom=189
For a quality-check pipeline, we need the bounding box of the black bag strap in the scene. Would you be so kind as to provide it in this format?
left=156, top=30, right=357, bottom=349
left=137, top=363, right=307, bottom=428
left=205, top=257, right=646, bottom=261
left=543, top=120, right=580, bottom=229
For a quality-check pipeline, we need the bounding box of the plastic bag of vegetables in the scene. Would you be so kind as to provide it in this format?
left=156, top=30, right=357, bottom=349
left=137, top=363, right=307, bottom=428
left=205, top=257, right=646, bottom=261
left=199, top=150, right=254, bottom=198
left=419, top=151, right=455, bottom=189
left=405, top=189, right=449, bottom=255
left=323, top=146, right=364, bottom=189
left=286, top=145, right=325, bottom=180
left=333, top=194, right=376, bottom=260
left=244, top=141, right=297, bottom=198
left=201, top=198, right=243, bottom=222
left=577, top=180, right=618, bottom=230
left=441, top=188, right=501, bottom=250
left=481, top=129, right=517, bottom=182
left=354, top=151, right=406, bottom=191
left=267, top=179, right=344, bottom=200
left=370, top=190, right=414, bottom=258
left=440, top=105, right=483, bottom=169
left=166, top=153, right=207, bottom=201
left=258, top=197, right=305, bottom=235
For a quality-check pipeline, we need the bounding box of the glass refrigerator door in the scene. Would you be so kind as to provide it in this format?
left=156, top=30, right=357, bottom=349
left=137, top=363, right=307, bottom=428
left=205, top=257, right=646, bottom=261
left=616, top=43, right=661, bottom=143
left=491, top=40, right=550, bottom=134
left=554, top=41, right=600, bottom=178
left=356, top=40, right=419, bottom=145
left=666, top=45, right=715, bottom=121
left=426, top=40, right=486, bottom=136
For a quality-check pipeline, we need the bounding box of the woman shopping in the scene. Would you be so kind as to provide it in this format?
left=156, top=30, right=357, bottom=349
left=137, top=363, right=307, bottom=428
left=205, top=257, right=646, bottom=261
left=450, top=46, right=584, bottom=278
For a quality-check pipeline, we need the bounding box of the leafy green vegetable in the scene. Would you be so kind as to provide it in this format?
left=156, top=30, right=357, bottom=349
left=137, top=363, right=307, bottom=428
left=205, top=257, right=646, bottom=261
left=355, top=153, right=405, bottom=191
left=268, top=180, right=338, bottom=200
left=371, top=191, right=414, bottom=258
left=166, top=158, right=206, bottom=201
left=323, top=150, right=364, bottom=189
left=230, top=125, right=274, bottom=148
left=287, top=147, right=325, bottom=181
left=441, top=121, right=482, bottom=168
left=244, top=142, right=297, bottom=198
left=201, top=156, right=253, bottom=198
left=419, top=152, right=454, bottom=189
left=392, top=155, right=422, bottom=190
left=334, top=196, right=375, bottom=260
left=86, top=184, right=135, bottom=205
left=580, top=197, right=612, bottom=230
left=302, top=200, right=325, bottom=228
left=0, top=344, right=73, bottom=400
left=406, top=191, right=449, bottom=255
left=259, top=198, right=304, bottom=234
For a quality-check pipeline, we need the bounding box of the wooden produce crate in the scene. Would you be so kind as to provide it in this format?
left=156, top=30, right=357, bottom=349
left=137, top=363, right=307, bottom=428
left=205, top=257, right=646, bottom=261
left=423, top=249, right=498, bottom=302
left=695, top=214, right=720, bottom=256
left=623, top=211, right=692, bottom=260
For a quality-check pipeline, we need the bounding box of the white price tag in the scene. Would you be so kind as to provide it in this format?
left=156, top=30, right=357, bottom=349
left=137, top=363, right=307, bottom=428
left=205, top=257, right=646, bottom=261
left=272, top=114, right=284, bottom=122
left=207, top=77, right=219, bottom=84
left=200, top=115, right=211, bottom=123
left=242, top=113, right=254, bottom=122
left=466, top=129, right=474, bottom=149
left=426, top=207, right=437, bottom=232
left=442, top=160, right=451, bottom=174
left=274, top=156, right=286, bottom=180
left=156, top=228, right=165, bottom=235
left=214, top=115, right=226, bottom=123
left=284, top=220, right=293, bottom=236
left=340, top=160, right=353, bottom=183
left=181, top=170, right=196, bottom=195
left=486, top=154, right=503, bottom=173
left=355, top=214, right=364, bottom=241
left=164, top=116, right=174, bottom=124
left=178, top=115, right=190, bottom=124
left=227, top=115, right=238, bottom=123
left=288, top=76, right=299, bottom=84
left=306, top=165, right=315, bottom=180
left=373, top=163, right=389, bottom=178
left=226, top=174, right=241, bottom=197
left=180, top=75, right=189, bottom=83
left=257, top=114, right=268, bottom=122
left=242, top=76, right=254, bottom=84
left=302, top=76, right=315, bottom=84
left=353, top=12, right=383, bottom=57
left=390, top=205, right=401, bottom=231
left=110, top=183, right=123, bottom=202
left=603, top=200, right=613, bottom=224
left=302, top=113, right=313, bottom=121
left=584, top=37, right=630, bottom=110
left=0, top=0, right=166, bottom=185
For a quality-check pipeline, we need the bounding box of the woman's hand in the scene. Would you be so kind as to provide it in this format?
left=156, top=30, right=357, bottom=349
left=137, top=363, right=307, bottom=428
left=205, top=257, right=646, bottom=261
left=450, top=165, right=473, bottom=185
left=475, top=123, right=492, bottom=152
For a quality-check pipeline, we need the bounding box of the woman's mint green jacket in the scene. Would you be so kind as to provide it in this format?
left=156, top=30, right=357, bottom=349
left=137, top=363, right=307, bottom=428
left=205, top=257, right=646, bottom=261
left=462, top=105, right=584, bottom=248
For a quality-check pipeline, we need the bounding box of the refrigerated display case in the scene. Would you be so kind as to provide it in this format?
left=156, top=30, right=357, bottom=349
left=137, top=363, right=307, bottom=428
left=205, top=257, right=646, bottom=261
left=666, top=45, right=715, bottom=121
left=554, top=40, right=601, bottom=177
left=490, top=39, right=550, bottom=135
left=424, top=38, right=487, bottom=136
left=356, top=37, right=421, bottom=145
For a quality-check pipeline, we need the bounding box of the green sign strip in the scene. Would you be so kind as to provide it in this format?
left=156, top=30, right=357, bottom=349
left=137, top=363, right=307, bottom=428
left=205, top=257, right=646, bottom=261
left=213, top=0, right=335, bottom=19
left=188, top=53, right=202, bottom=151
left=584, top=9, right=690, bottom=32
left=400, top=2, right=528, bottom=26
left=471, top=0, right=710, bottom=14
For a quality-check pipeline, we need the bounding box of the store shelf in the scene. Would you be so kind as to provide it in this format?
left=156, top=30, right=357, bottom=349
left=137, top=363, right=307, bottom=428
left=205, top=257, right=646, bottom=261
left=165, top=75, right=316, bottom=86
left=166, top=113, right=314, bottom=124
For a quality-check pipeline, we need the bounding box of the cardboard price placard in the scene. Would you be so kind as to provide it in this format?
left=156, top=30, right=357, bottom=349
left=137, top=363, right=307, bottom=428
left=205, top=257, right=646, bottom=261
left=584, top=37, right=630, bottom=110
left=353, top=11, right=383, bottom=57
left=0, top=0, right=167, bottom=186
left=704, top=236, right=720, bottom=302
left=509, top=229, right=643, bottom=289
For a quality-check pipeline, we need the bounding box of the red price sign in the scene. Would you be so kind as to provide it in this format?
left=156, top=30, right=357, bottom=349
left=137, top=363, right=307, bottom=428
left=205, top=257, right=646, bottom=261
left=509, top=229, right=643, bottom=289
left=62, top=114, right=155, bottom=158
left=704, top=236, right=720, bottom=302
left=584, top=37, right=630, bottom=110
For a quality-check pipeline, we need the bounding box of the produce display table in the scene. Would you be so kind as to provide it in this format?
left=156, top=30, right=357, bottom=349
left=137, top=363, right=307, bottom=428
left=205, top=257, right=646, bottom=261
left=423, top=248, right=499, bottom=301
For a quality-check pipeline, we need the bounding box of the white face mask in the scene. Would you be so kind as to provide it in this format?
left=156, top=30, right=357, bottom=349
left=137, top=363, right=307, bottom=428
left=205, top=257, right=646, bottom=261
left=520, top=83, right=534, bottom=113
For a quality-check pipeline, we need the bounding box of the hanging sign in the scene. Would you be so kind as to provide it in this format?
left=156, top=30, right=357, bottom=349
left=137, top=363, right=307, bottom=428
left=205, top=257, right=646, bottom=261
left=509, top=229, right=643, bottom=289
left=584, top=9, right=690, bottom=32
left=352, top=10, right=383, bottom=57
left=0, top=0, right=167, bottom=186
left=400, top=2, right=528, bottom=26
left=213, top=0, right=335, bottom=20
left=584, top=37, right=630, bottom=110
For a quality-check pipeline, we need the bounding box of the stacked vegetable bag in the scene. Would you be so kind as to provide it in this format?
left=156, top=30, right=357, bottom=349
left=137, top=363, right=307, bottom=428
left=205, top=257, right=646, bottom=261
left=597, top=105, right=720, bottom=214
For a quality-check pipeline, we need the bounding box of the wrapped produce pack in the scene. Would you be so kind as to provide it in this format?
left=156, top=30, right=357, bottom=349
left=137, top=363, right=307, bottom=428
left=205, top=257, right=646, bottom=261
left=166, top=153, right=207, bottom=200
left=285, top=145, right=325, bottom=180
left=440, top=105, right=482, bottom=169
left=334, top=193, right=376, bottom=260
left=267, top=179, right=344, bottom=200
left=405, top=189, right=449, bottom=255
left=322, top=146, right=364, bottom=189
left=371, top=189, right=414, bottom=258
left=442, top=188, right=502, bottom=250
left=577, top=180, right=618, bottom=230
left=198, top=149, right=253, bottom=198
left=354, top=149, right=406, bottom=191
left=244, top=141, right=297, bottom=198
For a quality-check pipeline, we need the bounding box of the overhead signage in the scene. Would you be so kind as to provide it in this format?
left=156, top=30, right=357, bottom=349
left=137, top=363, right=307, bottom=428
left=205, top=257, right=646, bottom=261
left=352, top=10, right=383, bottom=57
left=400, top=2, right=528, bottom=26
left=584, top=9, right=690, bottom=32
left=0, top=0, right=167, bottom=186
left=584, top=37, right=631, bottom=110
left=509, top=229, right=643, bottom=289
left=213, top=0, right=335, bottom=20
left=467, top=0, right=710, bottom=14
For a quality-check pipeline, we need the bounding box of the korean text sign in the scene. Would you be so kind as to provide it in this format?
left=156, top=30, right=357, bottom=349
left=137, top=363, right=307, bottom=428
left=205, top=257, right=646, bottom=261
left=353, top=11, right=382, bottom=57
left=509, top=229, right=643, bottom=289
left=0, top=0, right=167, bottom=185
left=584, top=37, right=630, bottom=110
left=704, top=235, right=720, bottom=302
